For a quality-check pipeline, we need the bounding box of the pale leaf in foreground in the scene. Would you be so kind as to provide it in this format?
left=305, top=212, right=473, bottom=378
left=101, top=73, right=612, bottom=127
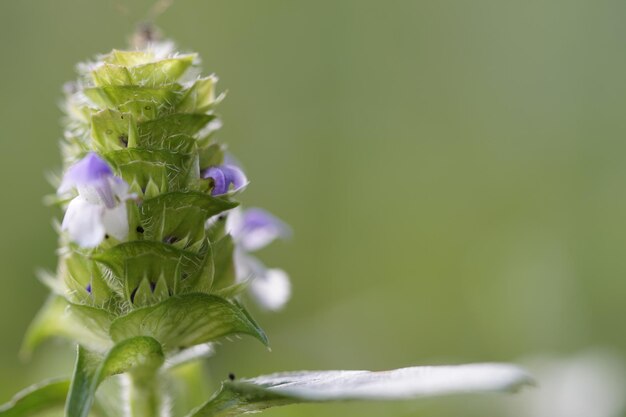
left=190, top=363, right=533, bottom=416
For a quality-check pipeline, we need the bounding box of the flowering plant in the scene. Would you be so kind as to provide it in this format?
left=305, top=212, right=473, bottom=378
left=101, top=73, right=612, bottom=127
left=0, top=31, right=532, bottom=417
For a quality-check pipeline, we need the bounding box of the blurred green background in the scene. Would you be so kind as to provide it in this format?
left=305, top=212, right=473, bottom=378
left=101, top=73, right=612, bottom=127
left=1, top=1, right=626, bottom=416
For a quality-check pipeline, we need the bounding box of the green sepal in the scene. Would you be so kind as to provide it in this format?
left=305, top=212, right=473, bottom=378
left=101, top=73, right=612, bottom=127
left=177, top=76, right=219, bottom=113
left=152, top=274, right=171, bottom=301
left=109, top=293, right=268, bottom=351
left=136, top=132, right=197, bottom=154
left=206, top=214, right=228, bottom=242
left=84, top=84, right=183, bottom=111
left=66, top=337, right=164, bottom=417
left=91, top=109, right=138, bottom=152
left=92, top=55, right=195, bottom=88
left=0, top=379, right=70, bottom=417
left=91, top=64, right=132, bottom=87
left=21, top=296, right=113, bottom=357
left=103, top=50, right=153, bottom=66
left=129, top=55, right=195, bottom=87
left=60, top=250, right=113, bottom=306
left=104, top=148, right=196, bottom=195
left=132, top=278, right=155, bottom=308
left=118, top=100, right=159, bottom=123
left=198, top=143, right=225, bottom=171
left=137, top=113, right=216, bottom=141
left=93, top=241, right=204, bottom=304
left=139, top=191, right=237, bottom=251
left=182, top=240, right=214, bottom=293
left=131, top=275, right=170, bottom=308
left=212, top=281, right=250, bottom=301
left=210, top=235, right=236, bottom=292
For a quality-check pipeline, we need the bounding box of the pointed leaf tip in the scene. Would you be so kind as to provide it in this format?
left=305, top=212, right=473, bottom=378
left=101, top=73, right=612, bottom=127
left=109, top=293, right=268, bottom=351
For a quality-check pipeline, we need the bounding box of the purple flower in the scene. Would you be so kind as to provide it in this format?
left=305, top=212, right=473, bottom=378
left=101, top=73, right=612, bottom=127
left=58, top=153, right=135, bottom=248
left=226, top=207, right=291, bottom=311
left=202, top=164, right=247, bottom=196
left=228, top=208, right=291, bottom=251
left=58, top=152, right=116, bottom=207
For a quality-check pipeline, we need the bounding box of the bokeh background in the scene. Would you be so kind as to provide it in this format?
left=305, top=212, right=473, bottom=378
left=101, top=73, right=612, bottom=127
left=1, top=1, right=626, bottom=416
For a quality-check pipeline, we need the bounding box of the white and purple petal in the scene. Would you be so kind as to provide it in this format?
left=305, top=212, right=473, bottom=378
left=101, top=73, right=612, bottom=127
left=58, top=153, right=113, bottom=195
left=250, top=268, right=291, bottom=311
left=227, top=207, right=291, bottom=252
left=101, top=202, right=130, bottom=241
left=233, top=250, right=291, bottom=311
left=61, top=197, right=107, bottom=248
left=59, top=153, right=134, bottom=247
left=202, top=164, right=248, bottom=196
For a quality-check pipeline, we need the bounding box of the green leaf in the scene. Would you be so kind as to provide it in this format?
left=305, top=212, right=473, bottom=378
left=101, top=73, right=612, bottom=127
left=188, top=364, right=534, bottom=417
left=139, top=191, right=236, bottom=251
left=66, top=337, right=164, bottom=417
left=22, top=296, right=113, bottom=357
left=0, top=379, right=69, bottom=417
left=93, top=241, right=204, bottom=304
left=109, top=293, right=268, bottom=351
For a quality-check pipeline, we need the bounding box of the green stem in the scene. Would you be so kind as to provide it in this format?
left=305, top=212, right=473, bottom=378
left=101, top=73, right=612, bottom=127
left=128, top=371, right=162, bottom=417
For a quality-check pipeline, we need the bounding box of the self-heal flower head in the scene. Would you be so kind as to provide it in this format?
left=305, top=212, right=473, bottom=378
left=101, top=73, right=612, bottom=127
left=227, top=207, right=292, bottom=311
left=58, top=153, right=134, bottom=248
left=202, top=164, right=247, bottom=196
